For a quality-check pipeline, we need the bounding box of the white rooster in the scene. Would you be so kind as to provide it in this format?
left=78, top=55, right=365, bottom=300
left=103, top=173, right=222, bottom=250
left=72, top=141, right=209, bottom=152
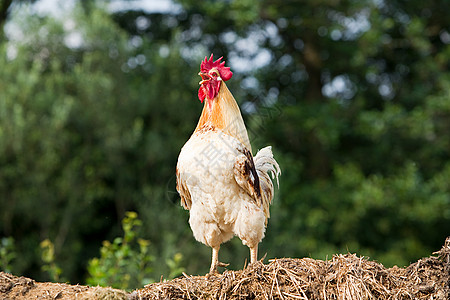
left=176, top=54, right=281, bottom=274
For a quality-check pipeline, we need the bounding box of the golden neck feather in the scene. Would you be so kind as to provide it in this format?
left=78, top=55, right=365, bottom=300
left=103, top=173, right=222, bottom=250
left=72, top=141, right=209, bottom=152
left=195, top=82, right=252, bottom=151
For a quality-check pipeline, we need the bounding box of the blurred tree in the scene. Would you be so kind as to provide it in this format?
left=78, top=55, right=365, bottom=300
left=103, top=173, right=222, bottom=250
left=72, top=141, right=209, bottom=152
left=164, top=0, right=450, bottom=268
left=0, top=2, right=198, bottom=281
left=0, top=0, right=13, bottom=29
left=0, top=0, right=38, bottom=39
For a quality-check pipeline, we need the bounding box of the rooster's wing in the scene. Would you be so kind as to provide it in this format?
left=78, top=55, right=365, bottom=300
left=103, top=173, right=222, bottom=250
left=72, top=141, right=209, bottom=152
left=233, top=145, right=262, bottom=207
left=176, top=167, right=192, bottom=210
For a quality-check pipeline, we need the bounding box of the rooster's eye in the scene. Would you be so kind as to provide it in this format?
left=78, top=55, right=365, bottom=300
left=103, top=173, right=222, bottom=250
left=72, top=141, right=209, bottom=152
left=209, top=69, right=220, bottom=78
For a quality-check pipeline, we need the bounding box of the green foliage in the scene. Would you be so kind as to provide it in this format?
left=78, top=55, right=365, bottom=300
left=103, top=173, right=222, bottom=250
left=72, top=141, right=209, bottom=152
left=0, top=237, right=16, bottom=273
left=40, top=239, right=62, bottom=282
left=86, top=211, right=185, bottom=289
left=86, top=212, right=154, bottom=290
left=166, top=252, right=185, bottom=280
left=0, top=1, right=195, bottom=281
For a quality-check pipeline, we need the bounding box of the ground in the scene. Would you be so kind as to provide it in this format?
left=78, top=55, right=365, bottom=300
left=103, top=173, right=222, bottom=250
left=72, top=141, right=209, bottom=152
left=1, top=237, right=449, bottom=300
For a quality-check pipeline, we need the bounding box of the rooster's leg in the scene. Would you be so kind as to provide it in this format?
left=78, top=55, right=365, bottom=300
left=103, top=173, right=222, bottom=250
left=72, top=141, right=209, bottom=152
left=209, top=246, right=229, bottom=274
left=209, top=246, right=220, bottom=274
left=250, top=245, right=258, bottom=264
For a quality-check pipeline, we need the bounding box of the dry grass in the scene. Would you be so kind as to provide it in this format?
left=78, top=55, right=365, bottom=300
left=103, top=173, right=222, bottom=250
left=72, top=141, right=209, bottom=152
left=1, top=237, right=449, bottom=300
left=133, top=237, right=450, bottom=300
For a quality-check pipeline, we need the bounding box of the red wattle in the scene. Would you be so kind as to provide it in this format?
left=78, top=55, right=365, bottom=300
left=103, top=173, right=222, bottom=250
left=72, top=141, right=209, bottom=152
left=207, top=83, right=215, bottom=100
left=198, top=87, right=206, bottom=103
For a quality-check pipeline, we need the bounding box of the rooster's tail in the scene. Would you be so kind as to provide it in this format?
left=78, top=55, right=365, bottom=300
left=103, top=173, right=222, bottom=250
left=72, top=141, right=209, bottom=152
left=254, top=146, right=281, bottom=220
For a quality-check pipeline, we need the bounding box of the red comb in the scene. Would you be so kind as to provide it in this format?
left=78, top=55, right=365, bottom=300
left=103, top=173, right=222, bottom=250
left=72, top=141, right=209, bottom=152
left=200, top=54, right=233, bottom=81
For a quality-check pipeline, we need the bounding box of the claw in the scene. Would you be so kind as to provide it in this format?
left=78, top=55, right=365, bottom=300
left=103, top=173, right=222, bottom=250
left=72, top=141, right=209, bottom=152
left=209, top=261, right=229, bottom=274
left=217, top=262, right=229, bottom=268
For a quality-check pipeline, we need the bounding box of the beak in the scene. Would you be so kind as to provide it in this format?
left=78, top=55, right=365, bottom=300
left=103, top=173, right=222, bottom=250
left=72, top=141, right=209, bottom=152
left=198, top=71, right=210, bottom=85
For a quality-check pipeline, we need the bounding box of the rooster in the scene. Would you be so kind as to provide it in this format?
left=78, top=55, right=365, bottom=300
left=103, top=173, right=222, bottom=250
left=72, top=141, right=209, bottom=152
left=176, top=54, right=281, bottom=274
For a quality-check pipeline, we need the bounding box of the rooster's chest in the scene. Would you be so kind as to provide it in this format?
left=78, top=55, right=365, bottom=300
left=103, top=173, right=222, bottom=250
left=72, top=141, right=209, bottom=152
left=178, top=130, right=243, bottom=190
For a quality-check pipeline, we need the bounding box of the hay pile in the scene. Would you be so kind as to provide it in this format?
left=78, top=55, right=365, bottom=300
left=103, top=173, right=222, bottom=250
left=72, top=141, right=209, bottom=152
left=0, top=272, right=129, bottom=300
left=1, top=238, right=448, bottom=299
left=133, top=237, right=450, bottom=300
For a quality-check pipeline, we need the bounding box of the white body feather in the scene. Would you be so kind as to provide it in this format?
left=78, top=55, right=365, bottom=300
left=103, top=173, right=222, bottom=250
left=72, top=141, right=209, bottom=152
left=177, top=126, right=280, bottom=249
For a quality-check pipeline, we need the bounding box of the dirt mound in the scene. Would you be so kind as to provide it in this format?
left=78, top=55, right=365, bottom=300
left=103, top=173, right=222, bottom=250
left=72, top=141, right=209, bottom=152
left=1, top=237, right=449, bottom=300
left=135, top=237, right=450, bottom=300
left=0, top=272, right=128, bottom=300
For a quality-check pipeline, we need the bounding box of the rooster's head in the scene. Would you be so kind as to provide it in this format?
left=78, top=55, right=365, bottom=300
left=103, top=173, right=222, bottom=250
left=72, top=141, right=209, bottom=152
left=198, top=54, right=233, bottom=103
